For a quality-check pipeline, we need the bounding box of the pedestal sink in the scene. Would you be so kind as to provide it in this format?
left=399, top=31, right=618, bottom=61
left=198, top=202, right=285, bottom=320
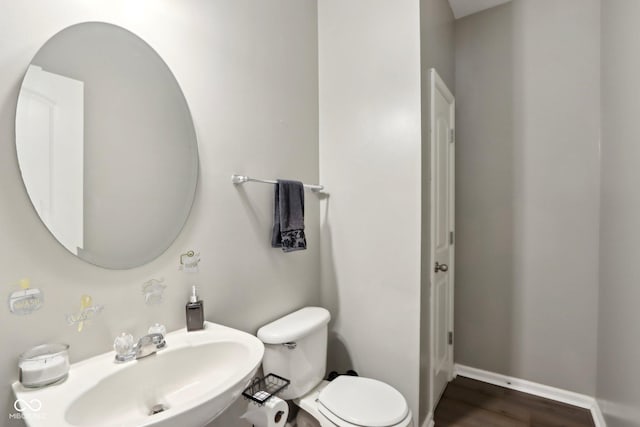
left=12, top=322, right=264, bottom=427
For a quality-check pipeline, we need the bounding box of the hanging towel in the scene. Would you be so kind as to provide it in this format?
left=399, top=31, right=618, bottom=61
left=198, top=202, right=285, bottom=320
left=271, top=179, right=307, bottom=252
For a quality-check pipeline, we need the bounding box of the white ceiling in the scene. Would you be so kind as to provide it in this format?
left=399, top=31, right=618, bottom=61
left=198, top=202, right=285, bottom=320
left=448, top=0, right=512, bottom=19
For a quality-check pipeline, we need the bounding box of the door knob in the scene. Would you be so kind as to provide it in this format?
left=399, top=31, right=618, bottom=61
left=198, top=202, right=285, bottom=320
left=434, top=261, right=449, bottom=273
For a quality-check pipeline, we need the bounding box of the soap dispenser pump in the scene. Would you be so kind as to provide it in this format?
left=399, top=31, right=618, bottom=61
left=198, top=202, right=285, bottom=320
left=186, top=285, right=204, bottom=331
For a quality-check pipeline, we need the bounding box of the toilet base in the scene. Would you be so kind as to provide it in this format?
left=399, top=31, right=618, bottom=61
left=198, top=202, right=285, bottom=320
left=294, top=381, right=332, bottom=427
left=295, top=408, right=321, bottom=427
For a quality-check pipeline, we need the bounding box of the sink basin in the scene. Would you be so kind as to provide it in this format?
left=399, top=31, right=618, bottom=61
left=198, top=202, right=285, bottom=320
left=12, top=322, right=264, bottom=427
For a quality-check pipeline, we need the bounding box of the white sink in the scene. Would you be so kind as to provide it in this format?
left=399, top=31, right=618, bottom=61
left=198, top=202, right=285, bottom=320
left=12, top=322, right=264, bottom=427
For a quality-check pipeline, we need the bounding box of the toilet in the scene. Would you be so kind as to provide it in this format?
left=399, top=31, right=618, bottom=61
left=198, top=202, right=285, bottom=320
left=257, top=307, right=413, bottom=427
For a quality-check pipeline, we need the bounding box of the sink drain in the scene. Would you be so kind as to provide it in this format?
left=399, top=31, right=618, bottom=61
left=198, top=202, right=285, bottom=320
left=149, top=404, right=168, bottom=416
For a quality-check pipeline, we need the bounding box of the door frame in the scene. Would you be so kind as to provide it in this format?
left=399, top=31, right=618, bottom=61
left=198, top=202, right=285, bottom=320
left=428, top=67, right=455, bottom=414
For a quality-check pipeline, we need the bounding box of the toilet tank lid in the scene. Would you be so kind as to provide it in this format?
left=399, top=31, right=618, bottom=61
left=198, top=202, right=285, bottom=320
left=257, top=307, right=331, bottom=344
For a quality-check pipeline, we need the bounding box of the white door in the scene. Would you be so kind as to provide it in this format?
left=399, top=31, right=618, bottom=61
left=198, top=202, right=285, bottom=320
left=429, top=68, right=455, bottom=413
left=16, top=65, right=84, bottom=254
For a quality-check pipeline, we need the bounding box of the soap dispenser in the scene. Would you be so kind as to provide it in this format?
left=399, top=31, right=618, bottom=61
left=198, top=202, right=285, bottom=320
left=186, top=285, right=204, bottom=331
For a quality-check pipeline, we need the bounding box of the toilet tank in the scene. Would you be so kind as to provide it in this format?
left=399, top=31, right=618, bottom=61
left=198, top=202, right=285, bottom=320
left=257, top=307, right=331, bottom=400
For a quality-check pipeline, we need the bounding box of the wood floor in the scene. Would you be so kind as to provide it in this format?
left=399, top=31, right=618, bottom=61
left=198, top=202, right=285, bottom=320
left=434, top=377, right=596, bottom=427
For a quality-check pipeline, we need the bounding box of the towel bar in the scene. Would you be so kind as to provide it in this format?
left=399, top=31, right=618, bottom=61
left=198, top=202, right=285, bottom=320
left=231, top=174, right=324, bottom=192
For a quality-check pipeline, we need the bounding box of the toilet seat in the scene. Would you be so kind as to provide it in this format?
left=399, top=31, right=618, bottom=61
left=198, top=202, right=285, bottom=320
left=296, top=380, right=413, bottom=427
left=317, top=406, right=412, bottom=427
left=316, top=376, right=410, bottom=427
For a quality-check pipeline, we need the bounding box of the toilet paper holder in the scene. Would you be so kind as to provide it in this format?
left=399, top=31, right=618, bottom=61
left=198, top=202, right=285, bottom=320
left=242, top=373, right=290, bottom=405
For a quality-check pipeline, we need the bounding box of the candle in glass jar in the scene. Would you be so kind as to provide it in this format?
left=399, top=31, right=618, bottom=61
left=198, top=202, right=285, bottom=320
left=19, top=353, right=69, bottom=387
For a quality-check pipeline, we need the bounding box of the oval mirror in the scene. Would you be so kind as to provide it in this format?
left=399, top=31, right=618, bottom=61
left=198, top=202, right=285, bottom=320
left=15, top=22, right=198, bottom=269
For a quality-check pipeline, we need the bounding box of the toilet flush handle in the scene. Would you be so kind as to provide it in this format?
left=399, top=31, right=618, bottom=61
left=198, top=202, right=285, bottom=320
left=283, top=342, right=297, bottom=350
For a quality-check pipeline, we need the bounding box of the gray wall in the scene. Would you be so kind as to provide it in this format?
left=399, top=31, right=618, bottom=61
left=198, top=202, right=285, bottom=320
left=454, top=0, right=516, bottom=379
left=420, top=0, right=454, bottom=90
left=318, top=0, right=423, bottom=423
left=0, top=1, right=319, bottom=426
left=598, top=1, right=640, bottom=425
left=454, top=0, right=601, bottom=395
left=419, top=0, right=455, bottom=422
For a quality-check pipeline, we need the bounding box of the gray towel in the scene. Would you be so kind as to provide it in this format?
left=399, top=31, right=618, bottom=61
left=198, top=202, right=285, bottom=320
left=271, top=179, right=307, bottom=252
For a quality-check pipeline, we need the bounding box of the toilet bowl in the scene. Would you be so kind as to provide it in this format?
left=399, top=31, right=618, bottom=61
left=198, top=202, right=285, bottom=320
left=257, top=307, right=414, bottom=427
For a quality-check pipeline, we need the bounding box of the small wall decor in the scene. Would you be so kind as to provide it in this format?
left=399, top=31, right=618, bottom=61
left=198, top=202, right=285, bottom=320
left=8, top=278, right=44, bottom=315
left=66, top=295, right=103, bottom=332
left=179, top=250, right=200, bottom=273
left=142, top=278, right=167, bottom=305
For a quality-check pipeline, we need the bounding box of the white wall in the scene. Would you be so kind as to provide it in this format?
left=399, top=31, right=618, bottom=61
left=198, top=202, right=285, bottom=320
left=0, top=1, right=319, bottom=426
left=318, top=0, right=423, bottom=423
left=598, top=1, right=640, bottom=425
left=454, top=0, right=601, bottom=395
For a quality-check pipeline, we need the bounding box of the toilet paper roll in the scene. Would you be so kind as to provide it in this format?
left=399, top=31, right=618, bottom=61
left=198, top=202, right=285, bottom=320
left=242, top=396, right=288, bottom=427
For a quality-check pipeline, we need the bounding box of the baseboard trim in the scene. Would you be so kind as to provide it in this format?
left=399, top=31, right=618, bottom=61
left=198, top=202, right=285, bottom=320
left=454, top=364, right=606, bottom=427
left=591, top=400, right=607, bottom=427
left=421, top=411, right=434, bottom=427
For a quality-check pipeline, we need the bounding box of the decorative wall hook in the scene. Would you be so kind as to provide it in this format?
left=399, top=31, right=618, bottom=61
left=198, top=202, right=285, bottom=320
left=7, top=278, right=44, bottom=315
left=142, top=278, right=167, bottom=305
left=179, top=250, right=200, bottom=273
left=66, top=295, right=103, bottom=332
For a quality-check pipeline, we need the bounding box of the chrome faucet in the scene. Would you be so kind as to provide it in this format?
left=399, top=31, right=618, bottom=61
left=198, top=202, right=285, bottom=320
left=114, top=333, right=166, bottom=363
left=134, top=333, right=166, bottom=359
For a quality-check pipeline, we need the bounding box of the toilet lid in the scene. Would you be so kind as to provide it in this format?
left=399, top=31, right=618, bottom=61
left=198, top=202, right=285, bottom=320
left=318, top=376, right=409, bottom=427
